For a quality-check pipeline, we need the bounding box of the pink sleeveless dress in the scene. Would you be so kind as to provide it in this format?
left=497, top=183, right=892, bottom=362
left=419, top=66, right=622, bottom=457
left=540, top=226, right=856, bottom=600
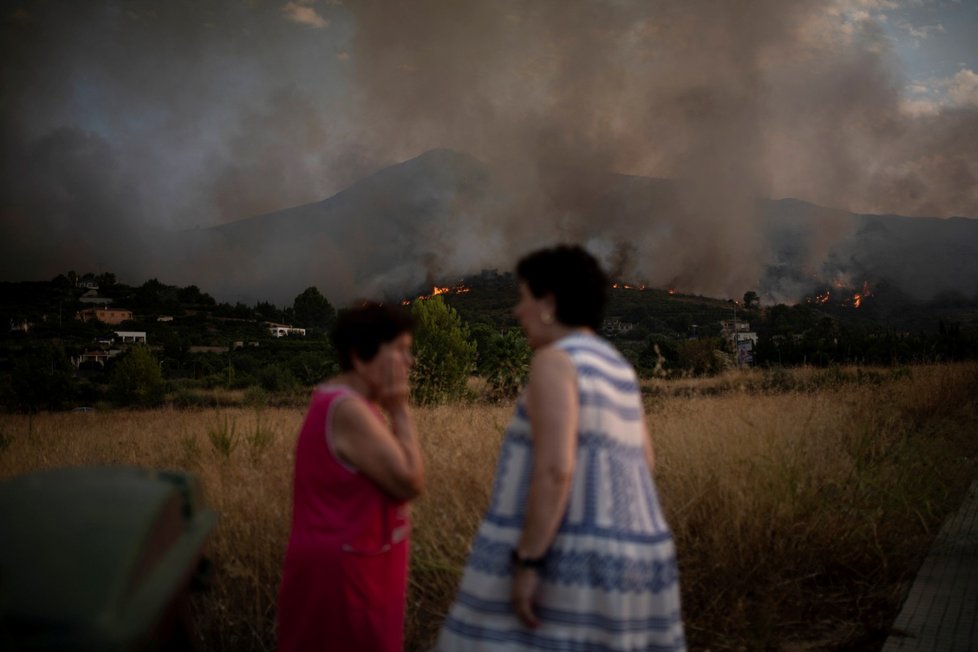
left=277, top=387, right=410, bottom=651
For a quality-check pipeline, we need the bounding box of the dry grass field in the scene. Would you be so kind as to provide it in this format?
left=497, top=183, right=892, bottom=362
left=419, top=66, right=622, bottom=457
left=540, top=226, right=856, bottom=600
left=1, top=363, right=977, bottom=650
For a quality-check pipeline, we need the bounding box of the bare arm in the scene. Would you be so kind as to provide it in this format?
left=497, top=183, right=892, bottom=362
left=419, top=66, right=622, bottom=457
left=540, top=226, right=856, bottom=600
left=517, top=346, right=578, bottom=556
left=512, top=346, right=578, bottom=627
left=331, top=354, right=424, bottom=501
left=642, top=410, right=656, bottom=473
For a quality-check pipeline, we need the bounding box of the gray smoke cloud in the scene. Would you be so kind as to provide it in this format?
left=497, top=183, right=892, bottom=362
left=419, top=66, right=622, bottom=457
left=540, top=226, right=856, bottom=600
left=1, top=0, right=976, bottom=305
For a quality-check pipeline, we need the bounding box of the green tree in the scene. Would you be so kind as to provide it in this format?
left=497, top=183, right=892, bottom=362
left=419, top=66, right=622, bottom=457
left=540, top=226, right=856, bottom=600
left=178, top=284, right=216, bottom=306
left=258, top=364, right=297, bottom=392
left=469, top=323, right=498, bottom=376
left=479, top=328, right=531, bottom=400
left=638, top=335, right=678, bottom=377
left=110, top=346, right=165, bottom=406
left=293, top=287, right=335, bottom=329
left=743, top=290, right=759, bottom=309
left=254, top=301, right=281, bottom=322
left=160, top=329, right=188, bottom=364
left=9, top=343, right=77, bottom=412
left=290, top=351, right=337, bottom=386
left=677, top=337, right=726, bottom=376
left=410, top=296, right=477, bottom=404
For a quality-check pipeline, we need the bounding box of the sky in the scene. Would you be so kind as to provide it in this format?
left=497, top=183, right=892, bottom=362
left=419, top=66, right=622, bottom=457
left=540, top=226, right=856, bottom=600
left=1, top=0, right=976, bottom=303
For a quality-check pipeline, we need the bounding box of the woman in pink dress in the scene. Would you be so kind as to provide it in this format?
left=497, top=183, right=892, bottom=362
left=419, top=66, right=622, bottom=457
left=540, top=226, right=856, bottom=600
left=277, top=302, right=425, bottom=651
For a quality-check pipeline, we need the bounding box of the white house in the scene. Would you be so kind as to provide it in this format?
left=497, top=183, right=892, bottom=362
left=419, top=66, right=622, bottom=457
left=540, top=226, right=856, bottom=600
left=267, top=323, right=306, bottom=338
left=115, top=331, right=147, bottom=344
left=721, top=321, right=758, bottom=366
left=75, top=350, right=117, bottom=368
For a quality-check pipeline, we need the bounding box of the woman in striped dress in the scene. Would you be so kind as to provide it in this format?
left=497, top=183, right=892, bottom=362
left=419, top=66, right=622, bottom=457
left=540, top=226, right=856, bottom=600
left=438, top=245, right=686, bottom=651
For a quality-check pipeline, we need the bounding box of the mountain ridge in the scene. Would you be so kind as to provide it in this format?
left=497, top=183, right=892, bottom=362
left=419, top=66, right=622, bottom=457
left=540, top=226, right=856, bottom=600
left=170, top=148, right=978, bottom=308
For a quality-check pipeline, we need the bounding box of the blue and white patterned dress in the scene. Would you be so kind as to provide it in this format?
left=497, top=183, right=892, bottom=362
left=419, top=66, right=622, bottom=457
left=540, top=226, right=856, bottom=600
left=437, top=333, right=686, bottom=651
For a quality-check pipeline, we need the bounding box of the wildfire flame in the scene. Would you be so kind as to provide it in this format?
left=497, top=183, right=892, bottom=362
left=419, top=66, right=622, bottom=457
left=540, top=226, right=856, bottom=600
left=403, top=283, right=471, bottom=304
left=808, top=281, right=872, bottom=308
left=611, top=282, right=647, bottom=291
left=851, top=281, right=873, bottom=309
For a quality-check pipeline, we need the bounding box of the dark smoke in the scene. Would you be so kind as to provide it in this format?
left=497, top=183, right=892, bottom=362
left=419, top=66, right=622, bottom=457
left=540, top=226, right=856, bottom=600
left=1, top=0, right=976, bottom=305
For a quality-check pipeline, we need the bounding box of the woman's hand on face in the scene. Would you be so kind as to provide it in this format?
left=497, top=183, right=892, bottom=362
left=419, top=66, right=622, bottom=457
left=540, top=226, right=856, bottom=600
left=377, top=347, right=411, bottom=413
left=511, top=567, right=540, bottom=629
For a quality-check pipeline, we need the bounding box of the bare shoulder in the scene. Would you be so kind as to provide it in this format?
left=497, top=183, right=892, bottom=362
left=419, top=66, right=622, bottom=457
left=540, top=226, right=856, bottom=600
left=526, top=345, right=579, bottom=441
left=331, top=392, right=382, bottom=434
left=530, top=345, right=574, bottom=374
left=528, top=345, right=576, bottom=397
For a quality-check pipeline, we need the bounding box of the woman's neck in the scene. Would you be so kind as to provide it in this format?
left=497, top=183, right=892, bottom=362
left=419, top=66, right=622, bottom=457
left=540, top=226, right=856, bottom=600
left=326, top=371, right=374, bottom=401
left=539, top=325, right=593, bottom=348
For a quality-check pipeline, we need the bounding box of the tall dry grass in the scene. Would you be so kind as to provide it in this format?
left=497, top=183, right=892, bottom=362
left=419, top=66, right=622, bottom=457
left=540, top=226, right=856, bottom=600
left=1, top=363, right=976, bottom=650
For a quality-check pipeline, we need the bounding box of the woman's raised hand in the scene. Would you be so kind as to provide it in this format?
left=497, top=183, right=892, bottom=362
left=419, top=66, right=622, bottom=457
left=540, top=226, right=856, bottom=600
left=378, top=348, right=411, bottom=413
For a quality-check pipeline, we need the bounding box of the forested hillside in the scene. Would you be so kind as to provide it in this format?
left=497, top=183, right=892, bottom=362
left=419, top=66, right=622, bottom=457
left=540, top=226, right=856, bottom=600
left=2, top=268, right=976, bottom=412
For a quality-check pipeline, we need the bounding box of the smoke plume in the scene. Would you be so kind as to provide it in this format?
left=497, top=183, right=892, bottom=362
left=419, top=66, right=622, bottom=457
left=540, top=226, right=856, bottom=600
left=1, top=0, right=975, bottom=305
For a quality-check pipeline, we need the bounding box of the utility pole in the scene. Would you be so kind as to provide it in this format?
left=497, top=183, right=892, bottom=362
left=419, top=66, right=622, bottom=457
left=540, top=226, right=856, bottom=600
left=732, top=301, right=740, bottom=366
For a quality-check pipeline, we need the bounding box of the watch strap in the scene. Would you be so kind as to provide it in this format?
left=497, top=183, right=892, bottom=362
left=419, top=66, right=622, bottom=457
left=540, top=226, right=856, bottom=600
left=510, top=548, right=547, bottom=569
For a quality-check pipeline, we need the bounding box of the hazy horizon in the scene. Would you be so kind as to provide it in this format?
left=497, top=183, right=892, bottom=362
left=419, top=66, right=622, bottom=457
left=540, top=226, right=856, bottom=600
left=2, top=1, right=976, bottom=304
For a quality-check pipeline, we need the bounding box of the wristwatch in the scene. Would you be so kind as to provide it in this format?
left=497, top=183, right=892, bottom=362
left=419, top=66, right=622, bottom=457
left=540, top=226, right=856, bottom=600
left=510, top=548, right=547, bottom=570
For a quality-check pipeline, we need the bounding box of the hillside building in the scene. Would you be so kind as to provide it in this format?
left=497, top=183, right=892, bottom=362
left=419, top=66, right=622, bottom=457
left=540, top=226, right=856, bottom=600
left=76, top=307, right=133, bottom=325
left=721, top=319, right=758, bottom=366
left=267, top=323, right=306, bottom=337
left=79, top=289, right=113, bottom=305
left=114, top=331, right=147, bottom=344
left=75, top=350, right=117, bottom=368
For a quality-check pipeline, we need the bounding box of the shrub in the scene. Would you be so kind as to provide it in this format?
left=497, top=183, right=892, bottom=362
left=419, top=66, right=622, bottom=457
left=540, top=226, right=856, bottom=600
left=411, top=297, right=477, bottom=404
left=478, top=328, right=531, bottom=400
left=288, top=351, right=336, bottom=386
left=110, top=345, right=165, bottom=407
left=676, top=337, right=726, bottom=376
left=9, top=343, right=77, bottom=412
left=243, top=386, right=271, bottom=408
left=246, top=409, right=276, bottom=463
left=257, top=364, right=297, bottom=393
left=207, top=413, right=239, bottom=459
left=171, top=387, right=212, bottom=409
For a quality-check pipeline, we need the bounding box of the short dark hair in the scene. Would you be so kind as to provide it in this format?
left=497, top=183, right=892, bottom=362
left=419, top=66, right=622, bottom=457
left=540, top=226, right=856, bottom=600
left=516, top=244, right=608, bottom=331
left=331, top=302, right=414, bottom=371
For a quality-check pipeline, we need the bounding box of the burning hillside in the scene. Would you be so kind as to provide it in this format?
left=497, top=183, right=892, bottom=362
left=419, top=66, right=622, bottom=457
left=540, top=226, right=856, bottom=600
left=401, top=282, right=472, bottom=305
left=806, top=280, right=874, bottom=309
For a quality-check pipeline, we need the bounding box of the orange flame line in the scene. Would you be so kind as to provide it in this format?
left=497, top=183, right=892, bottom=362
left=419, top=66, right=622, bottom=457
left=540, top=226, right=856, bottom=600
left=404, top=283, right=472, bottom=303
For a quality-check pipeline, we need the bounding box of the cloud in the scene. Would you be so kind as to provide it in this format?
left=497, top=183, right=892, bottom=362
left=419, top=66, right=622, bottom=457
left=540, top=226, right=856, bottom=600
left=895, top=18, right=944, bottom=44
left=947, top=68, right=978, bottom=107
left=282, top=1, right=330, bottom=28
left=846, top=0, right=900, bottom=9
left=901, top=67, right=978, bottom=114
